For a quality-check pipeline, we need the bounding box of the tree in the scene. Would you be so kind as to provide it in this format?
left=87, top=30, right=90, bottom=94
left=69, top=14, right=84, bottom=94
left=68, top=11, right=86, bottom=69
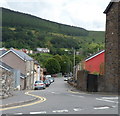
left=61, top=55, right=72, bottom=74
left=45, top=58, right=60, bottom=74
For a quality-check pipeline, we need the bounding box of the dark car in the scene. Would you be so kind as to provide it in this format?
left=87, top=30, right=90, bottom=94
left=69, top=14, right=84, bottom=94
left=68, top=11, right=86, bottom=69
left=44, top=80, right=50, bottom=87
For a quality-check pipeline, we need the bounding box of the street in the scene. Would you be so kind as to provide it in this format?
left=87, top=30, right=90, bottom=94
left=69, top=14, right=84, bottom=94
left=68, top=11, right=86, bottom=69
left=2, top=77, right=118, bottom=115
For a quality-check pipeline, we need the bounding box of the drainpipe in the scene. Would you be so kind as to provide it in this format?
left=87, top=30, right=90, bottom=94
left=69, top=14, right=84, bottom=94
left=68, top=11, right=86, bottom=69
left=37, top=65, right=40, bottom=80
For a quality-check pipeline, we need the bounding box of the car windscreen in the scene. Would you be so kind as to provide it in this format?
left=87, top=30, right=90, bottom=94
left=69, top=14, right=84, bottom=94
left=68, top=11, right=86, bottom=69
left=35, top=81, right=43, bottom=83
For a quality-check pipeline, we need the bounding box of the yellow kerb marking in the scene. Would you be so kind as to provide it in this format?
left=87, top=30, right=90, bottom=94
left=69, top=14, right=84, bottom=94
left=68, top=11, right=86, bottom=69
left=0, top=91, right=46, bottom=111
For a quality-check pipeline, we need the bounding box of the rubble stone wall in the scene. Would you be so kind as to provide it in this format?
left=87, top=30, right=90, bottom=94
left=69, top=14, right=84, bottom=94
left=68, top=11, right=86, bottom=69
left=0, top=69, right=14, bottom=99
left=105, top=2, right=119, bottom=92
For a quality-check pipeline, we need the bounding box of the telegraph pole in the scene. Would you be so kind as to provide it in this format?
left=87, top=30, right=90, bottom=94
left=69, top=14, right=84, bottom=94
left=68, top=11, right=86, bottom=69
left=73, top=49, right=76, bottom=80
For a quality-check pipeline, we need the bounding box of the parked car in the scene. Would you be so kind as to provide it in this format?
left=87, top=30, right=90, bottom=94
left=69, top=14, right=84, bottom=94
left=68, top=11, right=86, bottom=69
left=44, top=80, right=50, bottom=87
left=64, top=77, right=68, bottom=81
left=49, top=77, right=55, bottom=83
left=45, top=75, right=51, bottom=78
left=34, top=80, right=46, bottom=90
left=51, top=74, right=57, bottom=77
left=64, top=75, right=68, bottom=81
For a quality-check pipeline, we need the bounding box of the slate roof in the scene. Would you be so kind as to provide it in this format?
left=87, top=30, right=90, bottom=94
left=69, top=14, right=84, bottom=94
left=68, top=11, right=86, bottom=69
left=104, top=0, right=120, bottom=14
left=11, top=48, right=33, bottom=61
left=104, top=2, right=114, bottom=13
left=0, top=50, right=7, bottom=56
left=0, top=48, right=33, bottom=61
left=0, top=61, right=13, bottom=71
left=0, top=61, right=25, bottom=78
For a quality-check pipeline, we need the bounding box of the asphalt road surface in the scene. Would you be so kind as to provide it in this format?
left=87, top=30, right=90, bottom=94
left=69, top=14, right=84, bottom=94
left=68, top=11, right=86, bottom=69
left=2, top=77, right=119, bottom=115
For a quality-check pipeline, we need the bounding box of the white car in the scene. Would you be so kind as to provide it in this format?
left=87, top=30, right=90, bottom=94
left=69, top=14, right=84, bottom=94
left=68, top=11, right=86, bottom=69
left=34, top=80, right=46, bottom=90
left=45, top=75, right=51, bottom=78
left=64, top=76, right=68, bottom=81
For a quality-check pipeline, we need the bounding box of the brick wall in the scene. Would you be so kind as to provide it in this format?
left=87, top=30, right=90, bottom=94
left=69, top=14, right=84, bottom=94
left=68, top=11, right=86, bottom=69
left=105, top=2, right=119, bottom=92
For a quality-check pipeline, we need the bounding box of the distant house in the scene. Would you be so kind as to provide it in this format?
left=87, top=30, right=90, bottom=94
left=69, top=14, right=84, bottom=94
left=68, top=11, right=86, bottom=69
left=84, top=50, right=105, bottom=75
left=36, top=48, right=50, bottom=53
left=20, top=49, right=33, bottom=54
left=34, top=61, right=44, bottom=82
left=0, top=48, right=34, bottom=90
left=34, top=61, right=40, bottom=82
left=0, top=47, right=7, bottom=51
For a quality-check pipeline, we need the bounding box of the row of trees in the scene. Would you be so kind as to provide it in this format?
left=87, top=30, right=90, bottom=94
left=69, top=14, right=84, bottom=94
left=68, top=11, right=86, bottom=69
left=30, top=53, right=83, bottom=75
left=45, top=55, right=72, bottom=74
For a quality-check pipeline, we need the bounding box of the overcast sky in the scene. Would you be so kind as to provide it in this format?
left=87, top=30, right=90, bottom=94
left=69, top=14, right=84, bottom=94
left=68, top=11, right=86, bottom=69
left=1, top=0, right=111, bottom=31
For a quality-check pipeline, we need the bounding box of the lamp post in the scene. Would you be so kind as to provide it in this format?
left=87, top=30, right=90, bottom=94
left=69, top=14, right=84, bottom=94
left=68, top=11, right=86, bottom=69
left=73, top=49, right=76, bottom=80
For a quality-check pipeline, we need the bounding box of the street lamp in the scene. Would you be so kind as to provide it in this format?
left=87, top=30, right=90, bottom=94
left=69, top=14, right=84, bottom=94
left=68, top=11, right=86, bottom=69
left=73, top=49, right=76, bottom=80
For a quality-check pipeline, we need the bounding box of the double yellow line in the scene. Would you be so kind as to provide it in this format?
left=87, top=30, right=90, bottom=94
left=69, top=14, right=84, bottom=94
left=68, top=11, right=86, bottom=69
left=0, top=91, right=46, bottom=111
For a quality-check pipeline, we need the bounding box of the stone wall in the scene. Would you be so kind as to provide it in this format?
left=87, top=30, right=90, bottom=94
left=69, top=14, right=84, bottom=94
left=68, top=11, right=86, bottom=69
left=105, top=2, right=119, bottom=92
left=77, top=70, right=106, bottom=92
left=119, top=2, right=120, bottom=95
left=97, top=75, right=106, bottom=92
left=77, top=70, right=88, bottom=91
left=0, top=69, right=14, bottom=99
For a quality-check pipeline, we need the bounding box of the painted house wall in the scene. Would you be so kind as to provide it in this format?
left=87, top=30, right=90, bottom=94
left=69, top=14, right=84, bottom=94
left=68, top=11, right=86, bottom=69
left=85, top=52, right=105, bottom=74
left=1, top=51, right=26, bottom=74
left=1, top=51, right=34, bottom=89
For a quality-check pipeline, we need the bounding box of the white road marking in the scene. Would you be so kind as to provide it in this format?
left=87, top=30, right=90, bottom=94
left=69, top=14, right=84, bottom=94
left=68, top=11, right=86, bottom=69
left=96, top=98, right=118, bottom=103
left=30, top=111, right=46, bottom=114
left=53, top=109, right=68, bottom=113
left=14, top=113, right=23, bottom=115
left=73, top=108, right=83, bottom=111
left=112, top=106, right=117, bottom=108
left=94, top=106, right=110, bottom=110
left=51, top=92, right=55, bottom=93
left=101, top=97, right=118, bottom=100
left=69, top=94, right=84, bottom=98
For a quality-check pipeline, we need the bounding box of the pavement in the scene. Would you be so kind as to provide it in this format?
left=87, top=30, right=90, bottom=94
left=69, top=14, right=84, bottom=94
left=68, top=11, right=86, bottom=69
left=0, top=90, right=38, bottom=108
left=67, top=82, right=119, bottom=96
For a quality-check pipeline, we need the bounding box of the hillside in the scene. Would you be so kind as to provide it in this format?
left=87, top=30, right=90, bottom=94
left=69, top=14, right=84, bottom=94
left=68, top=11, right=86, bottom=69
left=2, top=7, right=105, bottom=57
left=2, top=7, right=88, bottom=36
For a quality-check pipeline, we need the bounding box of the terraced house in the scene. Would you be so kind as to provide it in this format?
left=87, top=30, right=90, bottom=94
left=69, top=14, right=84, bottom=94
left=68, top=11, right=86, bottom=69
left=0, top=48, right=34, bottom=90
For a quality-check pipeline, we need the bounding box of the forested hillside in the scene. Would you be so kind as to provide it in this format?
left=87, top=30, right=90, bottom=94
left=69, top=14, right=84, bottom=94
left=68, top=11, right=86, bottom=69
left=2, top=7, right=105, bottom=60
left=2, top=8, right=88, bottom=36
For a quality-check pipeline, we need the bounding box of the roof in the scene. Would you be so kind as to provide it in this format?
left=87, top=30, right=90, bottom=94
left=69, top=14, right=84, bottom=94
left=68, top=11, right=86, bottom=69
left=104, top=2, right=114, bottom=13
left=0, top=61, right=25, bottom=78
left=104, top=0, right=120, bottom=14
left=34, top=60, right=40, bottom=65
left=0, top=48, right=33, bottom=61
left=0, top=61, right=13, bottom=72
left=85, top=50, right=105, bottom=62
left=0, top=50, right=7, bottom=56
